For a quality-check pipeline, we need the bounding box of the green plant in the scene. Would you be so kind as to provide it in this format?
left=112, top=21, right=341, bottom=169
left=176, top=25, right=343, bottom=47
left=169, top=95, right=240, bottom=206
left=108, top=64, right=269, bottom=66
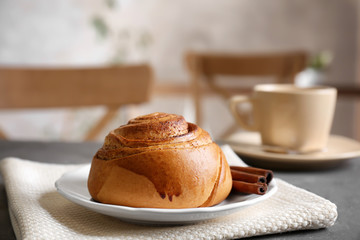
left=308, top=51, right=333, bottom=70
left=90, top=0, right=152, bottom=64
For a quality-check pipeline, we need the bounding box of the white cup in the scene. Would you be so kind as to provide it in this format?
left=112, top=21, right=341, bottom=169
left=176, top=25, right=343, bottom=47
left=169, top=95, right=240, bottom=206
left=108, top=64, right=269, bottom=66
left=229, top=84, right=337, bottom=153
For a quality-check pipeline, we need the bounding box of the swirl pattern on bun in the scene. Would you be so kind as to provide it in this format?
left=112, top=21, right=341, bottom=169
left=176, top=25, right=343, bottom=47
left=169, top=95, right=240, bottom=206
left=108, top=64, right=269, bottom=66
left=88, top=112, right=232, bottom=208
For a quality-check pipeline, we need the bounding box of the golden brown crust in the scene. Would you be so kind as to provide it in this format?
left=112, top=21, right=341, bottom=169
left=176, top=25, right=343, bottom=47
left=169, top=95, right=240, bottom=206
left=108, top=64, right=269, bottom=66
left=87, top=112, right=232, bottom=208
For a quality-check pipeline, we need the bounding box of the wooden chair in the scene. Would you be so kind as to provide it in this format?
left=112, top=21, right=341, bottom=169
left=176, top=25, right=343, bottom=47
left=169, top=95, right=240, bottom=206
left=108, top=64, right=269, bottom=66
left=0, top=65, right=153, bottom=141
left=186, top=51, right=307, bottom=129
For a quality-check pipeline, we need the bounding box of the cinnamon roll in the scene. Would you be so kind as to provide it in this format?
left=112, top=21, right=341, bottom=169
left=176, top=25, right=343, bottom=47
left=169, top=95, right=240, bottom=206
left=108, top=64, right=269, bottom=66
left=87, top=112, right=232, bottom=209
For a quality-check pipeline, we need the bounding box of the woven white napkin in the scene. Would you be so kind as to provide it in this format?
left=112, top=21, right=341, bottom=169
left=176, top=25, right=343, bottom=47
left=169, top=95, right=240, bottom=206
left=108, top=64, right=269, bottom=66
left=0, top=146, right=337, bottom=240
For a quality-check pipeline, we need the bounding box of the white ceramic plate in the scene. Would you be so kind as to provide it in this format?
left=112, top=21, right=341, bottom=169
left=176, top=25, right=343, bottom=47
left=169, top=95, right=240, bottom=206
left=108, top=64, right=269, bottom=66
left=55, top=164, right=277, bottom=225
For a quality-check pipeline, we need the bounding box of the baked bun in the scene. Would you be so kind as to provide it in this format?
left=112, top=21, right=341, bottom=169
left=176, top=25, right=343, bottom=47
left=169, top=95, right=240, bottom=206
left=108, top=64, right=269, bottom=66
left=87, top=112, right=232, bottom=208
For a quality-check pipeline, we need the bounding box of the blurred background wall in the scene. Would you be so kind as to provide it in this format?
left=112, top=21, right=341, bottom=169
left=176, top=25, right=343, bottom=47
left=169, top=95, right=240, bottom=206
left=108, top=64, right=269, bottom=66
left=0, top=0, right=359, bottom=141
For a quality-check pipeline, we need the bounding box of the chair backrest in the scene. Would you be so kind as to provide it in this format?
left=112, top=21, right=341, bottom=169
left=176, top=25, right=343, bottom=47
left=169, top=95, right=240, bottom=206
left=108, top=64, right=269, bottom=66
left=185, top=51, right=307, bottom=126
left=186, top=51, right=307, bottom=98
left=0, top=64, right=153, bottom=140
left=0, top=65, right=153, bottom=109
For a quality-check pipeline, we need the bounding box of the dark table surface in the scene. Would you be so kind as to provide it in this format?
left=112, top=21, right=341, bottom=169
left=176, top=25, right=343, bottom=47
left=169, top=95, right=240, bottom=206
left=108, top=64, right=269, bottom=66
left=0, top=140, right=359, bottom=240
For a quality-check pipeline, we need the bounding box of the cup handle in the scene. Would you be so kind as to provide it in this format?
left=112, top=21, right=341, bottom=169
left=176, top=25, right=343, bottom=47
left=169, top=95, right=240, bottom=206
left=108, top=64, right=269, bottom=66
left=229, top=95, right=258, bottom=131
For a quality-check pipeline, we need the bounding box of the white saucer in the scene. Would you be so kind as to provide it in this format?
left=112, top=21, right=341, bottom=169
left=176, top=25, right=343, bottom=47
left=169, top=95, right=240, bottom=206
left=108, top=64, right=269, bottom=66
left=224, top=132, right=360, bottom=169
left=55, top=165, right=277, bottom=225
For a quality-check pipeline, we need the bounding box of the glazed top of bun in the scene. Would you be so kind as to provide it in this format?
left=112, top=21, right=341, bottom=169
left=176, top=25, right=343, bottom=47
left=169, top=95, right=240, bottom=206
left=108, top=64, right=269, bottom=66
left=96, top=112, right=212, bottom=160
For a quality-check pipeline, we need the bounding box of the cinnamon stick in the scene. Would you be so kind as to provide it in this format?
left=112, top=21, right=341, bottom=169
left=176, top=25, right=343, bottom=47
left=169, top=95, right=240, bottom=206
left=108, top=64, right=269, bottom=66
left=230, top=169, right=266, bottom=184
left=232, top=180, right=267, bottom=195
left=230, top=165, right=274, bottom=195
left=230, top=166, right=273, bottom=184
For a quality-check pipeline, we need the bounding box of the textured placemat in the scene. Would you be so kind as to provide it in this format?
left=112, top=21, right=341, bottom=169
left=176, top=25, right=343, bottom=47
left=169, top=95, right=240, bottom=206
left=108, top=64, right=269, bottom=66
left=0, top=148, right=337, bottom=240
